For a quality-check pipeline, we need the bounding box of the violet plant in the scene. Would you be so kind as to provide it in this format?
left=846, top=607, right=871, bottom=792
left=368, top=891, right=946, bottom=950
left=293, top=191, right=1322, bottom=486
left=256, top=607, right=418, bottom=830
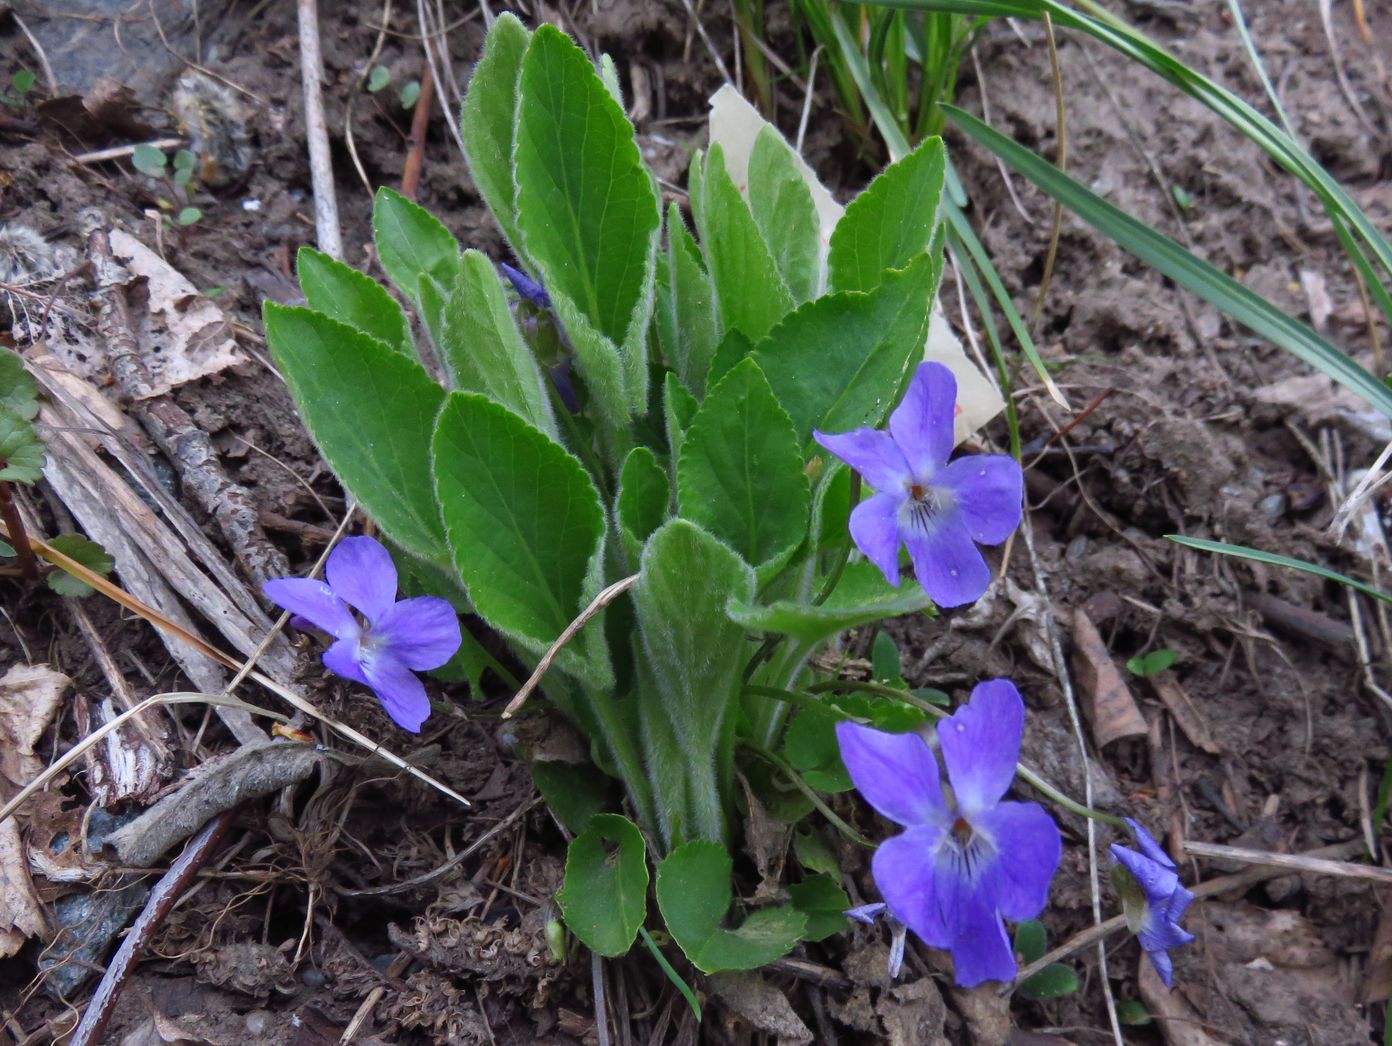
left=261, top=13, right=1193, bottom=995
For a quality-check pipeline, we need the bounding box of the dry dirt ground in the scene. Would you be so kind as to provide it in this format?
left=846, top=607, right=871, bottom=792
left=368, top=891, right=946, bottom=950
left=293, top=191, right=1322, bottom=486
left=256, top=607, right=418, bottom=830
left=0, top=0, right=1390, bottom=1042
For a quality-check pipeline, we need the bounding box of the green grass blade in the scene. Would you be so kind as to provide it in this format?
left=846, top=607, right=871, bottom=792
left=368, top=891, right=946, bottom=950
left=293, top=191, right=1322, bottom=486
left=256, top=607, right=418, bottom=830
left=1166, top=535, right=1392, bottom=605
left=943, top=104, right=1392, bottom=419
left=865, top=0, right=1392, bottom=293
left=638, top=927, right=702, bottom=1020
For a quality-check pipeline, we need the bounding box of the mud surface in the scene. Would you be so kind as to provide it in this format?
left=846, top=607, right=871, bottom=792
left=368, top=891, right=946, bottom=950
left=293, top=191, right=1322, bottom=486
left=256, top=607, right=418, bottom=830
left=1, top=0, right=1389, bottom=1042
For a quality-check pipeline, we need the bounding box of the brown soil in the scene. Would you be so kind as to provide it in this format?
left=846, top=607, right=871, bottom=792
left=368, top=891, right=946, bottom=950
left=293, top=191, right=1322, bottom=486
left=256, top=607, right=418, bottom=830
left=0, top=0, right=1388, bottom=1042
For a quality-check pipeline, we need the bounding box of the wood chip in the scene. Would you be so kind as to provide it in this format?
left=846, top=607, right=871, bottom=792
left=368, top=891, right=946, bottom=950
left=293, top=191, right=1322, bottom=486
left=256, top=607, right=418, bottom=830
left=1069, top=607, right=1148, bottom=747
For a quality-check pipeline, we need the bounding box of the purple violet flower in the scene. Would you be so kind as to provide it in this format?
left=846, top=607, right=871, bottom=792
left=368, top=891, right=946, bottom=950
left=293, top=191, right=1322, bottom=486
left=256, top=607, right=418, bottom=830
left=813, top=361, right=1022, bottom=608
left=836, top=679, right=1062, bottom=987
left=500, top=262, right=552, bottom=309
left=263, top=536, right=462, bottom=733
left=1110, top=819, right=1195, bottom=988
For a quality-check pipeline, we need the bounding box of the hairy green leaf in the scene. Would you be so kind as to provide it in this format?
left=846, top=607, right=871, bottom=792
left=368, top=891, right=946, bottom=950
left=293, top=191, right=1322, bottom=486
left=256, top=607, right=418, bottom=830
left=0, top=351, right=38, bottom=420
left=263, top=304, right=447, bottom=560
left=461, top=13, right=530, bottom=252
left=747, top=127, right=821, bottom=302
left=297, top=247, right=413, bottom=357
left=372, top=187, right=461, bottom=313
left=440, top=250, right=556, bottom=437
left=677, top=359, right=809, bottom=581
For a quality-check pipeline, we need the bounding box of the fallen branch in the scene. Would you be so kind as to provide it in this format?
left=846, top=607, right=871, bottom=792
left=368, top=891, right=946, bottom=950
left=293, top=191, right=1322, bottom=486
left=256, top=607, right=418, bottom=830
left=297, top=0, right=344, bottom=259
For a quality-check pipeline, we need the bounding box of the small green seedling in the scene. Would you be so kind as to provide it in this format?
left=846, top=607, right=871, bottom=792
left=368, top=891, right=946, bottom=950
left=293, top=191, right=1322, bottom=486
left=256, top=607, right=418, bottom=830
left=1012, top=920, right=1080, bottom=1000
left=1126, top=648, right=1177, bottom=677
left=398, top=79, right=422, bottom=109
left=130, top=145, right=204, bottom=231
left=1, top=69, right=35, bottom=108
left=367, top=65, right=392, bottom=93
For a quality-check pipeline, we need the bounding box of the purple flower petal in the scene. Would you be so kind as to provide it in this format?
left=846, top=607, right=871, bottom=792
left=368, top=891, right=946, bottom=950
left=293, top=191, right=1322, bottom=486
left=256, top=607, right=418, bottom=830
left=813, top=428, right=911, bottom=491
left=1145, top=943, right=1175, bottom=988
left=836, top=722, right=948, bottom=827
left=263, top=578, right=357, bottom=639
left=1111, top=843, right=1183, bottom=911
left=844, top=902, right=887, bottom=926
left=974, top=800, right=1061, bottom=920
left=889, top=362, right=956, bottom=478
left=500, top=261, right=552, bottom=309
left=872, top=826, right=950, bottom=949
left=932, top=855, right=1016, bottom=987
left=938, top=679, right=1024, bottom=815
left=902, top=515, right=990, bottom=608
left=361, top=649, right=432, bottom=732
left=887, top=922, right=907, bottom=979
left=326, top=536, right=399, bottom=622
left=1125, top=818, right=1177, bottom=870
left=323, top=636, right=370, bottom=685
left=938, top=454, right=1023, bottom=545
left=374, top=596, right=462, bottom=671
left=849, top=492, right=907, bottom=587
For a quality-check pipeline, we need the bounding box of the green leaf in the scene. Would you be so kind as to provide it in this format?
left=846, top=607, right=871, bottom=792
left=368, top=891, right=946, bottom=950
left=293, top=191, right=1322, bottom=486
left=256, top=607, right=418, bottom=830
left=131, top=143, right=166, bottom=176
left=262, top=304, right=447, bottom=560
left=664, top=205, right=722, bottom=397
left=440, top=250, right=557, bottom=437
left=943, top=103, right=1392, bottom=420
left=557, top=813, right=649, bottom=957
left=0, top=405, right=44, bottom=483
left=792, top=827, right=840, bottom=877
left=549, top=289, right=630, bottom=434
left=871, top=631, right=901, bottom=681
left=728, top=562, right=933, bottom=646
left=0, top=350, right=39, bottom=420
left=1116, top=999, right=1152, bottom=1026
left=1013, top=919, right=1047, bottom=965
left=677, top=359, right=809, bottom=581
left=751, top=252, right=938, bottom=449
left=398, top=79, right=421, bottom=109
left=432, top=392, right=607, bottom=678
left=45, top=534, right=113, bottom=597
left=1126, top=648, right=1177, bottom=677
left=633, top=520, right=754, bottom=840
left=515, top=24, right=660, bottom=348
left=297, top=247, right=413, bottom=357
left=664, top=371, right=698, bottom=465
left=372, top=186, right=461, bottom=313
left=706, top=328, right=753, bottom=392
left=828, top=135, right=946, bottom=294
left=366, top=65, right=391, bottom=93
left=787, top=875, right=852, bottom=942
left=1166, top=534, right=1392, bottom=604
left=175, top=207, right=202, bottom=227
left=693, top=145, right=794, bottom=343
left=1017, top=963, right=1079, bottom=1000
left=656, top=841, right=805, bottom=972
left=11, top=70, right=35, bottom=96
left=172, top=149, right=196, bottom=171
left=783, top=707, right=853, bottom=793
left=531, top=762, right=615, bottom=835
left=462, top=12, right=530, bottom=252
left=747, top=127, right=821, bottom=302
left=0, top=540, right=14, bottom=557
left=616, top=446, right=670, bottom=565
left=172, top=167, right=193, bottom=189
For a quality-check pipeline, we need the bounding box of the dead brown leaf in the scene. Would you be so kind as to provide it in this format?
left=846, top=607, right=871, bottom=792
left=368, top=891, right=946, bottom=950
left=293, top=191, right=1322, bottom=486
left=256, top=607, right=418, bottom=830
left=0, top=663, right=70, bottom=788
left=1069, top=608, right=1147, bottom=747
left=120, top=1012, right=227, bottom=1046
left=0, top=816, right=48, bottom=956
left=1147, top=675, right=1221, bottom=754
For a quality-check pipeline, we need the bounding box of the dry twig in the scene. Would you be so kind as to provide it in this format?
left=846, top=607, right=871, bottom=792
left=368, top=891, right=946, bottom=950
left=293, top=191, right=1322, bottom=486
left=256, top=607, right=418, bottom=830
left=298, top=0, right=344, bottom=259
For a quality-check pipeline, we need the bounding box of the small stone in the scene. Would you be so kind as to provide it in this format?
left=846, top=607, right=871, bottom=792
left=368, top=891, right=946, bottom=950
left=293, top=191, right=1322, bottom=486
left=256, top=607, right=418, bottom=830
left=1259, top=493, right=1288, bottom=522
left=301, top=967, right=326, bottom=987
left=245, top=1010, right=271, bottom=1036
left=1066, top=535, right=1089, bottom=562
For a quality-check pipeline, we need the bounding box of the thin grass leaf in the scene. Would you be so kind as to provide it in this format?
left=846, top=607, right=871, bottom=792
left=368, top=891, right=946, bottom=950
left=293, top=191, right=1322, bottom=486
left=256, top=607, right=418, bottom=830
left=1166, top=534, right=1392, bottom=605
left=866, top=0, right=1392, bottom=298
left=944, top=104, right=1392, bottom=419
left=639, top=927, right=702, bottom=1020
